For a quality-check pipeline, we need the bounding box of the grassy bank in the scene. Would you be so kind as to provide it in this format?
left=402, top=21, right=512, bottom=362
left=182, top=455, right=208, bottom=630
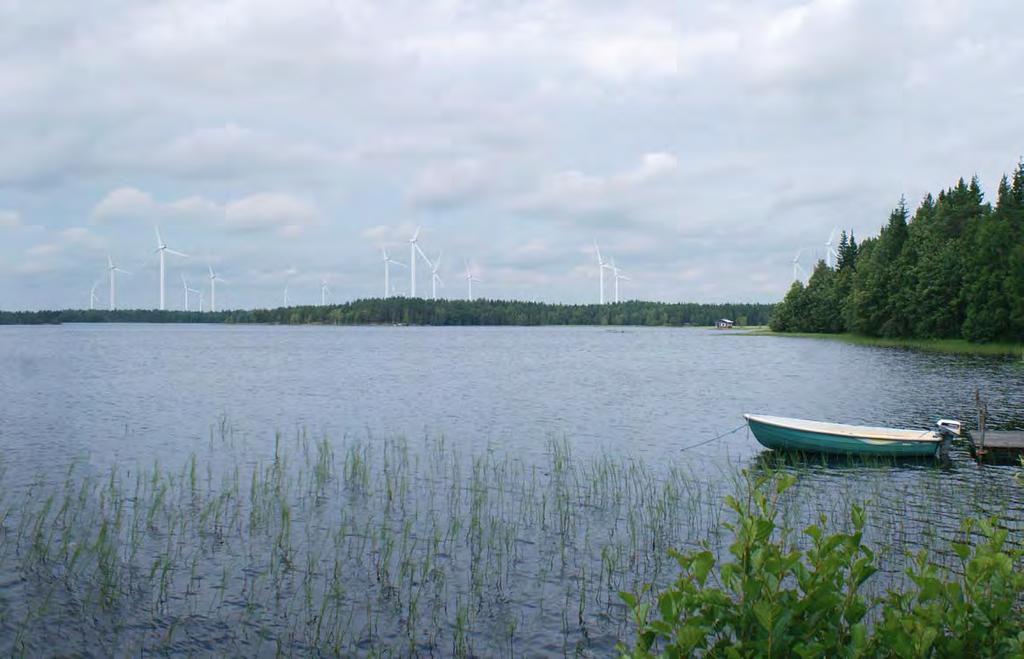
left=742, top=329, right=1024, bottom=357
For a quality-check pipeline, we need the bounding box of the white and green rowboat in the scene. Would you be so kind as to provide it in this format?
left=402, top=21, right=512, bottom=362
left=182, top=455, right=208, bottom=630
left=744, top=414, right=958, bottom=458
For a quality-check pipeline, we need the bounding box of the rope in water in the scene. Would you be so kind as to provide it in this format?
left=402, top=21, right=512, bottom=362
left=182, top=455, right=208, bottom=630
left=678, top=422, right=748, bottom=452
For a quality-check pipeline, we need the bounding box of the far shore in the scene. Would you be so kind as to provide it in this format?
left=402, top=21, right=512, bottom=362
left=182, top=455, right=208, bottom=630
left=739, top=328, right=1024, bottom=357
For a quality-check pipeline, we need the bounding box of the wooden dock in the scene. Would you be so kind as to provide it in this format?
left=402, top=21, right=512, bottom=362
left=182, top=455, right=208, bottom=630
left=967, top=430, right=1024, bottom=464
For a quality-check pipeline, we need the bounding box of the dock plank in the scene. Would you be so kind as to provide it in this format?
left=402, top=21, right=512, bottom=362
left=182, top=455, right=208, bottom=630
left=968, top=430, right=1024, bottom=463
left=976, top=431, right=1024, bottom=448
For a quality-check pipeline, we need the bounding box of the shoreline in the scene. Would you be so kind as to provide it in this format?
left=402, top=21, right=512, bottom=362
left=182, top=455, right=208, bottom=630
left=740, top=329, right=1024, bottom=357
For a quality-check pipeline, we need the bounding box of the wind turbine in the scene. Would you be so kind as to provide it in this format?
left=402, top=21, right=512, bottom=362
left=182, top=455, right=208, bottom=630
left=791, top=248, right=808, bottom=282
left=320, top=279, right=331, bottom=306
left=464, top=259, right=481, bottom=301
left=89, top=281, right=100, bottom=310
left=283, top=285, right=290, bottom=307
left=409, top=226, right=433, bottom=298
left=155, top=227, right=188, bottom=310
left=430, top=252, right=444, bottom=300
left=381, top=247, right=405, bottom=299
left=107, top=255, right=129, bottom=311
left=207, top=264, right=225, bottom=312
left=824, top=227, right=839, bottom=268
left=594, top=240, right=612, bottom=304
left=609, top=258, right=629, bottom=303
left=180, top=274, right=196, bottom=311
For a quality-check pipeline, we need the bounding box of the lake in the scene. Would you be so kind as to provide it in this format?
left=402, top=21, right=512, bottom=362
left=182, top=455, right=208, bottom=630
left=1, top=324, right=1022, bottom=655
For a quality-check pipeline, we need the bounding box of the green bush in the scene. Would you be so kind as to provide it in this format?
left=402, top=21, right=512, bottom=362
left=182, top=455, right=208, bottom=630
left=620, top=473, right=1024, bottom=658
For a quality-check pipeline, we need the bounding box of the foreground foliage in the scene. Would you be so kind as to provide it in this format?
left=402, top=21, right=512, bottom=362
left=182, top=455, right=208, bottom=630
left=621, top=473, right=1024, bottom=658
left=771, top=161, right=1024, bottom=343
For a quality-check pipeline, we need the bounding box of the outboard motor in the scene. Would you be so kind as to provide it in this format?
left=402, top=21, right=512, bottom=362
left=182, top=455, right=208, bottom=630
left=936, top=419, right=962, bottom=461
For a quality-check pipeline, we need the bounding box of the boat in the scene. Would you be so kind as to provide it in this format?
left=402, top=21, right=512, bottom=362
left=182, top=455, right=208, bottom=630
left=744, top=414, right=954, bottom=458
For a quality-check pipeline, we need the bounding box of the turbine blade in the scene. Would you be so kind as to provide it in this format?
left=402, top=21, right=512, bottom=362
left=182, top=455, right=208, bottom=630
left=166, top=249, right=189, bottom=257
left=411, top=225, right=421, bottom=241
left=415, top=243, right=432, bottom=268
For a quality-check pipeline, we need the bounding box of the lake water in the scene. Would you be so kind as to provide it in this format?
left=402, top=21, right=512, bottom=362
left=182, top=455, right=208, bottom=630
left=1, top=324, right=1022, bottom=655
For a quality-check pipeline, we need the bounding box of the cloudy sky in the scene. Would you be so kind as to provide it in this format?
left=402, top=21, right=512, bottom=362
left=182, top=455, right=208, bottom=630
left=1, top=0, right=1022, bottom=310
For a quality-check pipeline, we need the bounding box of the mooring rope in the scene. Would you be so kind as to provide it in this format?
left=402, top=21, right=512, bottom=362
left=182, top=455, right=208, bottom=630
left=678, top=422, right=748, bottom=452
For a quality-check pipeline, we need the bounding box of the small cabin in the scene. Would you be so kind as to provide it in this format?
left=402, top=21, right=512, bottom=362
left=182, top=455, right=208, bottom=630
left=715, top=318, right=735, bottom=329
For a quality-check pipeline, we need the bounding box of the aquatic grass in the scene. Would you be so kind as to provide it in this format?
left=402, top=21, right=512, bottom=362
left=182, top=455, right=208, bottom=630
left=0, top=423, right=1020, bottom=655
left=742, top=329, right=1024, bottom=357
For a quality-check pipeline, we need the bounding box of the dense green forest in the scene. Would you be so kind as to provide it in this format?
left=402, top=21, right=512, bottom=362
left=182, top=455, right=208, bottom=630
left=0, top=299, right=772, bottom=327
left=771, top=163, right=1024, bottom=343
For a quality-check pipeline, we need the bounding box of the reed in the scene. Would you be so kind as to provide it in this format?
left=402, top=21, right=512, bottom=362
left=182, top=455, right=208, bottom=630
left=0, top=422, right=1018, bottom=655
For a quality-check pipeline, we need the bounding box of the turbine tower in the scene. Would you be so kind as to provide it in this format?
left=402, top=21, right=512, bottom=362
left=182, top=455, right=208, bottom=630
left=320, top=279, right=331, bottom=306
left=283, top=285, right=290, bottom=307
left=207, top=264, right=225, bottom=312
left=155, top=227, right=188, bottom=310
left=89, top=282, right=100, bottom=310
left=107, top=255, right=129, bottom=311
left=381, top=247, right=405, bottom=298
left=791, top=248, right=807, bottom=282
left=594, top=240, right=612, bottom=304
left=609, top=258, right=629, bottom=303
left=430, top=252, right=444, bottom=300
left=824, top=227, right=839, bottom=268
left=464, top=259, right=481, bottom=301
left=408, top=226, right=433, bottom=297
left=180, top=274, right=194, bottom=311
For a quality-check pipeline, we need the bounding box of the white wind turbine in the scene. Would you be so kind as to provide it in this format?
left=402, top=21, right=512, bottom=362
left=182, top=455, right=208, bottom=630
left=791, top=248, right=808, bottom=282
left=430, top=252, right=444, bottom=300
left=155, top=227, right=188, bottom=310
left=320, top=279, right=331, bottom=306
left=464, top=259, right=481, bottom=301
left=207, top=264, right=225, bottom=312
left=408, top=226, right=433, bottom=298
left=107, top=255, right=129, bottom=311
left=180, top=274, right=200, bottom=311
left=824, top=227, right=839, bottom=268
left=89, top=281, right=100, bottom=310
left=283, top=285, right=290, bottom=307
left=594, top=240, right=612, bottom=304
left=609, top=258, right=630, bottom=303
left=381, top=247, right=405, bottom=298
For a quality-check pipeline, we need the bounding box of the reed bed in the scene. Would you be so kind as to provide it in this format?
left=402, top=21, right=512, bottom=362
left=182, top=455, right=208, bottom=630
left=0, top=423, right=1018, bottom=656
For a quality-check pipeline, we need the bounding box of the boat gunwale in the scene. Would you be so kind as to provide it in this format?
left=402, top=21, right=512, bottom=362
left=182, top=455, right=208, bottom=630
left=744, top=414, right=940, bottom=444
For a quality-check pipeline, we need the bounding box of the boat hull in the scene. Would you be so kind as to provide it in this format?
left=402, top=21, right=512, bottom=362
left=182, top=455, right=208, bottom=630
left=746, top=416, right=940, bottom=458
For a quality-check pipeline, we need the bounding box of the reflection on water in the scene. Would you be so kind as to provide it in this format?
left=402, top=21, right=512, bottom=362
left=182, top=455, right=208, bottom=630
left=0, top=324, right=1020, bottom=655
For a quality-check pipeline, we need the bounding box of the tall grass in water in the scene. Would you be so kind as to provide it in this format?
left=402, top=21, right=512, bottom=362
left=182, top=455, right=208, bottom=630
left=0, top=424, right=1018, bottom=656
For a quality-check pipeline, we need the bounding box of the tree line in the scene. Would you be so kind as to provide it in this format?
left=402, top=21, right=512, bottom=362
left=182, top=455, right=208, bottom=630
left=0, top=299, right=773, bottom=327
left=771, top=162, right=1024, bottom=343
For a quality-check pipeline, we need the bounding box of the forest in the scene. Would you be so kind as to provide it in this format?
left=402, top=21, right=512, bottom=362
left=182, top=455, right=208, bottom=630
left=0, top=299, right=773, bottom=327
left=770, top=163, right=1024, bottom=343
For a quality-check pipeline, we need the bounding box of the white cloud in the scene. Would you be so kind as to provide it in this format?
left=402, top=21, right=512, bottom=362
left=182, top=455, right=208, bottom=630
left=406, top=159, right=496, bottom=209
left=90, top=187, right=319, bottom=237
left=516, top=152, right=680, bottom=219
left=140, top=123, right=343, bottom=179
left=0, top=210, right=21, bottom=228
left=90, top=187, right=157, bottom=223
left=225, top=193, right=321, bottom=236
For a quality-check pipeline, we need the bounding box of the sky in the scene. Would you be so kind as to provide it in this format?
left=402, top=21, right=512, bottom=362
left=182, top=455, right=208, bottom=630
left=1, top=0, right=1022, bottom=311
